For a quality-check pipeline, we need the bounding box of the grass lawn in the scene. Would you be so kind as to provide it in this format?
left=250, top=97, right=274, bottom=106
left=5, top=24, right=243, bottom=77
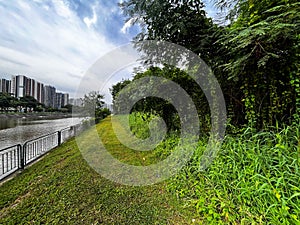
left=0, top=117, right=194, bottom=224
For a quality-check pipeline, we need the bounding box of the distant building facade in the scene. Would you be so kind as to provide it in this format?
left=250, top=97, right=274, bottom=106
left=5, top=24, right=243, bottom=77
left=55, top=92, right=63, bottom=109
left=62, top=93, right=69, bottom=107
left=69, top=98, right=83, bottom=107
left=10, top=75, right=45, bottom=104
left=35, top=82, right=45, bottom=104
left=44, top=85, right=56, bottom=108
left=11, top=75, right=27, bottom=98
left=2, top=74, right=74, bottom=110
left=0, top=78, right=11, bottom=94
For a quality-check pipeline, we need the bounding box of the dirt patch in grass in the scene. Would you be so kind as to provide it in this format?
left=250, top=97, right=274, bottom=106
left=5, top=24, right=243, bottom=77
left=0, top=191, right=31, bottom=219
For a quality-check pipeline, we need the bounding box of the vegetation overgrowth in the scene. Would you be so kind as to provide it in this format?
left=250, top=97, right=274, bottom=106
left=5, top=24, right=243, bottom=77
left=169, top=125, right=300, bottom=224
left=109, top=1, right=300, bottom=222
left=130, top=112, right=300, bottom=224
left=117, top=0, right=300, bottom=129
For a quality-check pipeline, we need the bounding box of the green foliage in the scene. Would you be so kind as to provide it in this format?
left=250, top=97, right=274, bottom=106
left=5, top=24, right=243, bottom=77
left=128, top=112, right=155, bottom=139
left=112, top=66, right=211, bottom=132
left=81, top=91, right=105, bottom=114
left=80, top=91, right=111, bottom=122
left=110, top=79, right=131, bottom=103
left=167, top=124, right=300, bottom=224
left=100, top=115, right=300, bottom=224
left=0, top=93, right=16, bottom=111
left=62, top=104, right=73, bottom=113
left=120, top=0, right=219, bottom=63
left=121, top=0, right=300, bottom=128
left=0, top=93, right=44, bottom=112
left=1, top=113, right=299, bottom=223
left=95, top=108, right=111, bottom=123
left=110, top=79, right=132, bottom=113
left=19, top=95, right=42, bottom=112
left=217, top=1, right=300, bottom=127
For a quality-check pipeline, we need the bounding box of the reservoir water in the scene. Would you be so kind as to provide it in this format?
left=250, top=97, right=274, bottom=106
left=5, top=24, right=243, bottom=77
left=0, top=116, right=84, bottom=149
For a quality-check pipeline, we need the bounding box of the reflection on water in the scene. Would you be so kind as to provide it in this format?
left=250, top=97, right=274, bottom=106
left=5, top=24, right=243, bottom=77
left=0, top=118, right=21, bottom=130
left=0, top=117, right=84, bottom=149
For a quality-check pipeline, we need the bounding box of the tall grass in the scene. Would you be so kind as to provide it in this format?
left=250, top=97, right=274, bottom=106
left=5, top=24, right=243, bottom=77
left=167, top=125, right=300, bottom=224
left=127, top=112, right=300, bottom=224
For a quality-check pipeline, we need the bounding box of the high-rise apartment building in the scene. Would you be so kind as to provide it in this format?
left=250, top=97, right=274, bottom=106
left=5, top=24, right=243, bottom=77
left=62, top=93, right=69, bottom=107
left=0, top=79, right=11, bottom=94
left=35, top=82, right=45, bottom=104
left=3, top=75, right=70, bottom=109
left=44, top=85, right=56, bottom=108
left=10, top=75, right=44, bottom=103
left=69, top=98, right=83, bottom=106
left=54, top=92, right=70, bottom=109
left=55, top=92, right=63, bottom=109
left=11, top=75, right=27, bottom=98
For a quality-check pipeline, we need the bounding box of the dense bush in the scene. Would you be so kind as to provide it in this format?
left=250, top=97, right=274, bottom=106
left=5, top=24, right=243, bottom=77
left=119, top=0, right=300, bottom=129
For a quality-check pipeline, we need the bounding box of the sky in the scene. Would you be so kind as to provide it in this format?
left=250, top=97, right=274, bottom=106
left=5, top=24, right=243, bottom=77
left=0, top=0, right=217, bottom=103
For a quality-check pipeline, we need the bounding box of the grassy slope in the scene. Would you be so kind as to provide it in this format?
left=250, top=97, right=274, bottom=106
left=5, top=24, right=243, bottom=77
left=0, top=117, right=193, bottom=225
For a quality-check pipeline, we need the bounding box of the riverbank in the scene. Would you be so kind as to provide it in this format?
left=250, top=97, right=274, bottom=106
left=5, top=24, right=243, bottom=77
left=0, top=112, right=73, bottom=120
left=0, top=116, right=84, bottom=149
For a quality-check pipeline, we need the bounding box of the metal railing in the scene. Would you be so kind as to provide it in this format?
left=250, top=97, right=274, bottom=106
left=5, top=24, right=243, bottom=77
left=23, top=132, right=59, bottom=166
left=61, top=127, right=75, bottom=143
left=0, top=145, right=22, bottom=180
left=0, top=122, right=87, bottom=181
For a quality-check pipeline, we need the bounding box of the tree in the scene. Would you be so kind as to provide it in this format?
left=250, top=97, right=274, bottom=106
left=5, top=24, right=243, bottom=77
left=81, top=91, right=105, bottom=118
left=216, top=1, right=300, bottom=126
left=111, top=66, right=211, bottom=132
left=120, top=0, right=220, bottom=64
left=0, top=93, right=12, bottom=111
left=110, top=79, right=131, bottom=106
left=63, top=104, right=73, bottom=113
left=19, top=96, right=40, bottom=112
left=96, top=108, right=111, bottom=122
left=120, top=0, right=300, bottom=128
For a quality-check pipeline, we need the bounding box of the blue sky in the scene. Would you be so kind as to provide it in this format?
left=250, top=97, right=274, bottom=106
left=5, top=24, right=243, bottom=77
left=0, top=0, right=217, bottom=102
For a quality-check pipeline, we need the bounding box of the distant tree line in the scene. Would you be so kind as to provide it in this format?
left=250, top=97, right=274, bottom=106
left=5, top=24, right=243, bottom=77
left=0, top=93, right=73, bottom=113
left=0, top=90, right=112, bottom=125
left=78, top=91, right=111, bottom=122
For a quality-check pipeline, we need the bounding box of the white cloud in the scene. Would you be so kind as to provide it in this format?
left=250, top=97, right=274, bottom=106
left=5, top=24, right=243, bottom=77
left=121, top=17, right=136, bottom=34
left=0, top=1, right=116, bottom=97
left=18, top=1, right=31, bottom=11
left=51, top=0, right=73, bottom=20
left=83, top=5, right=98, bottom=28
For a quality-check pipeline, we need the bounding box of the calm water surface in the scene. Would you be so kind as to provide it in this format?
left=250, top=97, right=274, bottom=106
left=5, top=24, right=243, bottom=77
left=0, top=117, right=84, bottom=149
